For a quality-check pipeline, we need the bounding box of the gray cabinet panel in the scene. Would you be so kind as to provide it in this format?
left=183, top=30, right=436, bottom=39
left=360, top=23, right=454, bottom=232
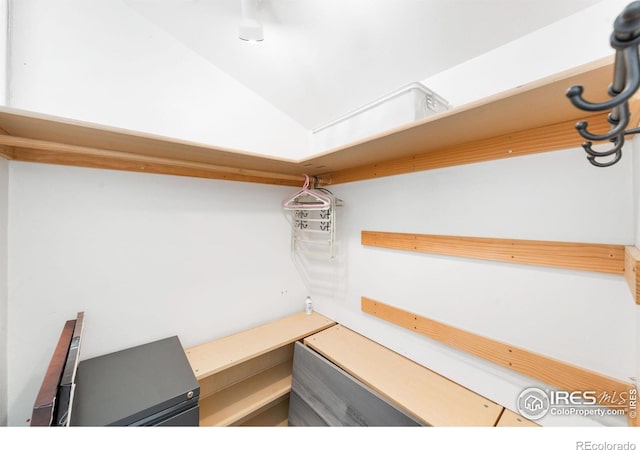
left=289, top=342, right=422, bottom=426
left=289, top=391, right=328, bottom=427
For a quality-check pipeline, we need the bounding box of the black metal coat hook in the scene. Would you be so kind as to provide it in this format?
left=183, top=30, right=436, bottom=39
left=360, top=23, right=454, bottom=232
left=567, top=1, right=640, bottom=167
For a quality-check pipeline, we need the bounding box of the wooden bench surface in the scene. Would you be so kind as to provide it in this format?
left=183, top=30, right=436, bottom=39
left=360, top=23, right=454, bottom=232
left=304, top=324, right=504, bottom=426
left=186, top=312, right=335, bottom=380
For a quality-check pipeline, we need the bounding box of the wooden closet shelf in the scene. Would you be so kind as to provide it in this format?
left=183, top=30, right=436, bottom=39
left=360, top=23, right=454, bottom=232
left=198, top=361, right=292, bottom=427
left=185, top=312, right=335, bottom=380
left=239, top=396, right=290, bottom=427
left=361, top=230, right=626, bottom=274
left=0, top=56, right=616, bottom=185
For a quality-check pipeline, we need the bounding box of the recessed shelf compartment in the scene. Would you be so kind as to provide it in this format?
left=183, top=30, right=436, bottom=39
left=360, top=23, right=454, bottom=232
left=198, top=362, right=292, bottom=427
left=185, top=312, right=336, bottom=427
left=239, top=395, right=290, bottom=427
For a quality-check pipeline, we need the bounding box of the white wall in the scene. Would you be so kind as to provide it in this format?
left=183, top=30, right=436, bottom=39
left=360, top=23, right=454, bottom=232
left=633, top=136, right=640, bottom=423
left=6, top=162, right=307, bottom=426
left=4, top=0, right=637, bottom=429
left=305, top=0, right=638, bottom=427
left=314, top=147, right=635, bottom=427
left=7, top=0, right=308, bottom=159
left=0, top=0, right=8, bottom=426
left=0, top=0, right=7, bottom=106
left=422, top=0, right=629, bottom=108
left=0, top=157, right=8, bottom=427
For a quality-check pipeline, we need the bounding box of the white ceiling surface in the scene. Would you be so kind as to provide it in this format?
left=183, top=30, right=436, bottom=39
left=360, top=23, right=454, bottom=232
left=126, top=0, right=602, bottom=130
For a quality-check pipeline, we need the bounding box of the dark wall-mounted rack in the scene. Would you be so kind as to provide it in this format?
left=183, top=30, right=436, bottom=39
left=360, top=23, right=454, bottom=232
left=567, top=1, right=640, bottom=167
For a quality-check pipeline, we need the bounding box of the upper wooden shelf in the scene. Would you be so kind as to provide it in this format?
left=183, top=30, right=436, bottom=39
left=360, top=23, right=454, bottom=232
left=0, top=56, right=616, bottom=186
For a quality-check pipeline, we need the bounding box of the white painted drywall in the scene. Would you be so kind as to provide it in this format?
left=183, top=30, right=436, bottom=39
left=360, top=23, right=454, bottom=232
left=634, top=138, right=640, bottom=246
left=632, top=135, right=640, bottom=424
left=312, top=147, right=635, bottom=426
left=0, top=0, right=8, bottom=426
left=7, top=0, right=307, bottom=159
left=0, top=0, right=7, bottom=106
left=302, top=0, right=638, bottom=426
left=421, top=0, right=629, bottom=108
left=0, top=157, right=8, bottom=427
left=6, top=162, right=307, bottom=426
left=4, top=0, right=637, bottom=429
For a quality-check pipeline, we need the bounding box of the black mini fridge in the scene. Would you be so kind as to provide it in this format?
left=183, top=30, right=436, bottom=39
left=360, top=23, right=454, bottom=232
left=70, top=336, right=200, bottom=426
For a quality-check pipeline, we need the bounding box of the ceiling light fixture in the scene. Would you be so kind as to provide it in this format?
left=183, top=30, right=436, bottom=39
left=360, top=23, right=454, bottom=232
left=239, top=0, right=264, bottom=42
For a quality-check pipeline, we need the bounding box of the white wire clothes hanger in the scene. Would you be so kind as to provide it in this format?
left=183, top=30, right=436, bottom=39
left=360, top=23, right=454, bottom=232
left=282, top=174, right=343, bottom=259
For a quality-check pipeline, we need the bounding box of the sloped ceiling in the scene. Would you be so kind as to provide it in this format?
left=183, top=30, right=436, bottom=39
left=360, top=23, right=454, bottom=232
left=126, top=0, right=603, bottom=129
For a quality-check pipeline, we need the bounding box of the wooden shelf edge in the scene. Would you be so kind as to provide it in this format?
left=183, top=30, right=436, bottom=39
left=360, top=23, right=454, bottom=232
left=361, top=297, right=635, bottom=418
left=186, top=312, right=335, bottom=381
left=198, top=344, right=294, bottom=401
left=0, top=147, right=14, bottom=159
left=0, top=57, right=618, bottom=185
left=0, top=126, right=15, bottom=160
left=320, top=113, right=610, bottom=186
left=198, top=361, right=292, bottom=427
left=362, top=230, right=626, bottom=275
left=236, top=394, right=290, bottom=427
left=624, top=246, right=640, bottom=304
left=5, top=137, right=303, bottom=187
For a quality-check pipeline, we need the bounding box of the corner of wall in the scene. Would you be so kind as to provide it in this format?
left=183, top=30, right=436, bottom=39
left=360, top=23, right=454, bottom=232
left=0, top=157, right=8, bottom=426
left=0, top=0, right=8, bottom=426
left=0, top=0, right=8, bottom=107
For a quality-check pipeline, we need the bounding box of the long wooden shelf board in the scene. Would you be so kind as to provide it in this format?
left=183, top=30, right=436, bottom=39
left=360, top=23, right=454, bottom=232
left=304, top=324, right=503, bottom=426
left=310, top=55, right=615, bottom=177
left=362, top=230, right=626, bottom=274
left=198, top=361, right=292, bottom=427
left=0, top=107, right=302, bottom=174
left=185, top=312, right=335, bottom=380
left=361, top=297, right=635, bottom=415
left=320, top=112, right=610, bottom=185
left=0, top=56, right=615, bottom=185
left=6, top=139, right=303, bottom=187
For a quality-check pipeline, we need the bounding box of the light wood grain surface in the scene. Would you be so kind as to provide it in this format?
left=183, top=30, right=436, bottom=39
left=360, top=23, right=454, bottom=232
left=304, top=324, right=504, bottom=426
left=495, top=409, right=539, bottom=427
left=362, top=230, right=625, bottom=274
left=361, top=297, right=634, bottom=415
left=624, top=246, right=640, bottom=304
left=198, top=362, right=292, bottom=426
left=185, top=312, right=335, bottom=380
left=0, top=56, right=616, bottom=185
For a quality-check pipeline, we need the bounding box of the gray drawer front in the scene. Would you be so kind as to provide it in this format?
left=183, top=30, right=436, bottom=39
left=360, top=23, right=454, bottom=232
left=289, top=342, right=423, bottom=426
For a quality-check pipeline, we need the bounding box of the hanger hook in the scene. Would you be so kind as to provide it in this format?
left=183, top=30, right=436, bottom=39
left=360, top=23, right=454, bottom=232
left=575, top=102, right=630, bottom=141
left=566, top=46, right=640, bottom=112
left=582, top=134, right=625, bottom=167
left=587, top=149, right=623, bottom=167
